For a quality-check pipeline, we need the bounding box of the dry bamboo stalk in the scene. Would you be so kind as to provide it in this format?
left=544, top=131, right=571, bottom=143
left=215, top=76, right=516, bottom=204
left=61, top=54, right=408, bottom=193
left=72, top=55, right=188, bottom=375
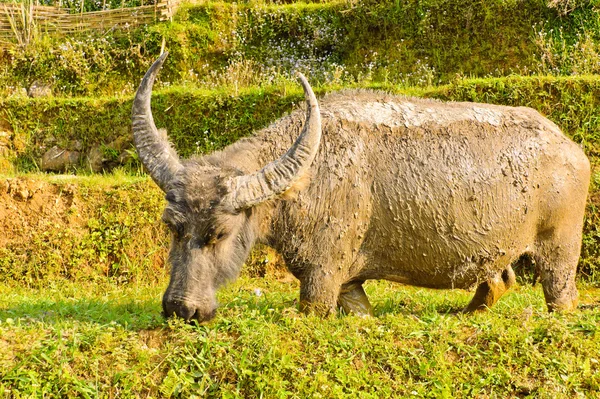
left=0, top=0, right=177, bottom=42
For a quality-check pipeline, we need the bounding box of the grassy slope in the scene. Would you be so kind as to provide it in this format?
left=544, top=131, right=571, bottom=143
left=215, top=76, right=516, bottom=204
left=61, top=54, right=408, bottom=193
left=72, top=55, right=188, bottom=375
left=1, top=278, right=599, bottom=398
left=1, top=0, right=595, bottom=96
left=2, top=1, right=600, bottom=396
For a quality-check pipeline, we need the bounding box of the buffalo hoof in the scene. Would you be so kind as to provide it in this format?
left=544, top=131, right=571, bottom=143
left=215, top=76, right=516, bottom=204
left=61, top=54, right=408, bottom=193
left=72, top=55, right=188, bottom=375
left=546, top=295, right=578, bottom=312
left=463, top=267, right=516, bottom=313
left=299, top=299, right=338, bottom=317
left=337, top=282, right=373, bottom=317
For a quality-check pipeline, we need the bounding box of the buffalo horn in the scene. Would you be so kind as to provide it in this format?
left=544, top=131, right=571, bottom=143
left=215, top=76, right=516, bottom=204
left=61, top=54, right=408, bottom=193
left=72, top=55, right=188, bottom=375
left=224, top=73, right=322, bottom=210
left=132, top=52, right=183, bottom=192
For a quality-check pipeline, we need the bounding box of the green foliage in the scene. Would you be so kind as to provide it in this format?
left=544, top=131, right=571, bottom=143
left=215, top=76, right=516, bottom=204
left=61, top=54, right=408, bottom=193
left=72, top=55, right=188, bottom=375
left=327, top=0, right=543, bottom=83
left=533, top=1, right=600, bottom=75
left=0, top=84, right=305, bottom=164
left=2, top=0, right=600, bottom=96
left=0, top=26, right=166, bottom=96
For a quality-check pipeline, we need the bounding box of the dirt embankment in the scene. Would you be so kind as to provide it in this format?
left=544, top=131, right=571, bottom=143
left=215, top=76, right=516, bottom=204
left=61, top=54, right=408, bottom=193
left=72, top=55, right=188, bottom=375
left=0, top=176, right=169, bottom=285
left=0, top=177, right=82, bottom=248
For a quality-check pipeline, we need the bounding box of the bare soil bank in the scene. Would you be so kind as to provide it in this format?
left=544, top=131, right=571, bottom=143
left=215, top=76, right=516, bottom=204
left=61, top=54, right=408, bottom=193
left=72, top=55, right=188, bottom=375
left=0, top=178, right=82, bottom=248
left=0, top=175, right=287, bottom=284
left=0, top=176, right=169, bottom=285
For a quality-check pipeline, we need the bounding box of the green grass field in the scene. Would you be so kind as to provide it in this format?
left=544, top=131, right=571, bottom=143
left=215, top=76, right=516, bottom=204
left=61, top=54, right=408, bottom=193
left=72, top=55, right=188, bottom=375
left=1, top=276, right=599, bottom=398
left=3, top=0, right=600, bottom=397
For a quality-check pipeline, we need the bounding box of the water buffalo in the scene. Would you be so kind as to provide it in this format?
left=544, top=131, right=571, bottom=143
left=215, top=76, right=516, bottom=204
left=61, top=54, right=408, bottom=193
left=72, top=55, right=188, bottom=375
left=133, top=53, right=590, bottom=322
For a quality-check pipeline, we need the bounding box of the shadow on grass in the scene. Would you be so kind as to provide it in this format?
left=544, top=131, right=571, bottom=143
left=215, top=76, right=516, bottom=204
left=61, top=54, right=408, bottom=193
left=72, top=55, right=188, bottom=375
left=373, top=300, right=466, bottom=317
left=0, top=292, right=299, bottom=330
left=222, top=287, right=472, bottom=320
left=0, top=298, right=165, bottom=330
left=5, top=295, right=598, bottom=331
left=370, top=287, right=471, bottom=317
left=8, top=287, right=593, bottom=328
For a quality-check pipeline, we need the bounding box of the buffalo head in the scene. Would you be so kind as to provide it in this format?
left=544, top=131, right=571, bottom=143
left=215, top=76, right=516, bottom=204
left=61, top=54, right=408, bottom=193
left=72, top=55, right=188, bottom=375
left=132, top=53, right=321, bottom=322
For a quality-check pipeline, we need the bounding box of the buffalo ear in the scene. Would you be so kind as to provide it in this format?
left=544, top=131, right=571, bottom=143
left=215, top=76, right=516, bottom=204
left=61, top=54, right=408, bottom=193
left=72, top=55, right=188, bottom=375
left=280, top=171, right=313, bottom=201
left=223, top=73, right=321, bottom=211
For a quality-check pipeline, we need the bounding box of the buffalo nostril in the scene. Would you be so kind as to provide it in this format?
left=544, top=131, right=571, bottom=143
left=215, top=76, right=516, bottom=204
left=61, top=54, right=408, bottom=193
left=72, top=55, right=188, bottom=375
left=162, top=296, right=217, bottom=323
left=194, top=308, right=217, bottom=323
left=162, top=298, right=192, bottom=319
left=170, top=302, right=196, bottom=321
left=163, top=299, right=215, bottom=323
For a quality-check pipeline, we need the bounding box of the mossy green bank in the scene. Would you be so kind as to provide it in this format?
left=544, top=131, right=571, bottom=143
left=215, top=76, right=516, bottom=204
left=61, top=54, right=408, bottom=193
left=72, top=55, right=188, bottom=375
left=5, top=75, right=600, bottom=166
left=3, top=75, right=600, bottom=282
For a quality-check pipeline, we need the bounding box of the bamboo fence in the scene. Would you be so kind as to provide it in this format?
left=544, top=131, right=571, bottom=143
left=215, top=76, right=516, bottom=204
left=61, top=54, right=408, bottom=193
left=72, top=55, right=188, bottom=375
left=0, top=0, right=179, bottom=46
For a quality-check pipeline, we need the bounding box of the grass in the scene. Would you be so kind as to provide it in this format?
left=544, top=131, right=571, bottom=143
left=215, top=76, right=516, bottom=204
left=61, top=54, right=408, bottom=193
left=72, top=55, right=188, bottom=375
left=1, top=277, right=599, bottom=397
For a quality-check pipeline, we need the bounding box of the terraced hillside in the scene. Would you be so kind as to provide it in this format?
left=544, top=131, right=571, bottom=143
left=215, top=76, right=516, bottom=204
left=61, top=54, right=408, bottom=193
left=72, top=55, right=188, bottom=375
left=1, top=0, right=599, bottom=397
left=2, top=0, right=600, bottom=97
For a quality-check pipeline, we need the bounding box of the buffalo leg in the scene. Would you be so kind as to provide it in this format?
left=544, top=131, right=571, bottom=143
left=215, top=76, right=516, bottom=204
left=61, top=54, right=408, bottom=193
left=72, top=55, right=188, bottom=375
left=463, top=266, right=516, bottom=312
left=337, top=281, right=373, bottom=317
left=535, top=237, right=580, bottom=312
left=298, top=273, right=341, bottom=316
left=533, top=157, right=586, bottom=312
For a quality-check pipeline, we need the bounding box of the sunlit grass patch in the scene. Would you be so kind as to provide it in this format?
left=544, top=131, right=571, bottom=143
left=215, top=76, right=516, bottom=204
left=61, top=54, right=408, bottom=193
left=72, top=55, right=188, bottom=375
left=1, top=278, right=598, bottom=397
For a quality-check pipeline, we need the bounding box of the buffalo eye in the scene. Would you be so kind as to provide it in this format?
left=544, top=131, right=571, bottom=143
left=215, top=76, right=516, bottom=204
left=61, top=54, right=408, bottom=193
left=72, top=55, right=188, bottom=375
left=188, top=236, right=204, bottom=249
left=206, top=231, right=227, bottom=246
